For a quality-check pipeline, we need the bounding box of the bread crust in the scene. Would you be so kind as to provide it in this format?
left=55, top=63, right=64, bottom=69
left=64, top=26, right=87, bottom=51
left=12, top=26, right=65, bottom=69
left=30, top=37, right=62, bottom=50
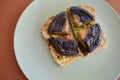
left=79, top=5, right=96, bottom=18
left=41, top=16, right=54, bottom=40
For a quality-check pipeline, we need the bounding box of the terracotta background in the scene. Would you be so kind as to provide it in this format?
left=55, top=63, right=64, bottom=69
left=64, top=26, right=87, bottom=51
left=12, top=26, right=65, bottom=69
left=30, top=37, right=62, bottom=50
left=0, top=0, right=119, bottom=80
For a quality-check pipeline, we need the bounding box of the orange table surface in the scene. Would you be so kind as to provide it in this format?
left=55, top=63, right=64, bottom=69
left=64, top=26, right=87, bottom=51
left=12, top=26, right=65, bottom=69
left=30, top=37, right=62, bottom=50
left=0, top=0, right=120, bottom=80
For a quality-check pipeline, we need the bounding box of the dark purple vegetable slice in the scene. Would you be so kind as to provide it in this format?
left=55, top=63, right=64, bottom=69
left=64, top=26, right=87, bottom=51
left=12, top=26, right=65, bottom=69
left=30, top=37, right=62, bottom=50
left=48, top=37, right=79, bottom=56
left=70, top=6, right=95, bottom=25
left=78, top=23, right=102, bottom=53
left=48, top=11, right=66, bottom=34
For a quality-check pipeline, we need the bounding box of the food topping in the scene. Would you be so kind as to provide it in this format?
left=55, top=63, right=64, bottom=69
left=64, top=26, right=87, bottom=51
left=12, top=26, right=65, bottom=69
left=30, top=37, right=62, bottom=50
left=48, top=11, right=67, bottom=34
left=78, top=23, right=102, bottom=53
left=48, top=37, right=79, bottom=56
left=70, top=6, right=95, bottom=26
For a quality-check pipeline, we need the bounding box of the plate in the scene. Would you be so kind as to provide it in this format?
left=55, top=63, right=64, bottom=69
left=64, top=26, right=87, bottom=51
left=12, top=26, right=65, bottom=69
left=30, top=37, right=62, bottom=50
left=14, top=0, right=120, bottom=80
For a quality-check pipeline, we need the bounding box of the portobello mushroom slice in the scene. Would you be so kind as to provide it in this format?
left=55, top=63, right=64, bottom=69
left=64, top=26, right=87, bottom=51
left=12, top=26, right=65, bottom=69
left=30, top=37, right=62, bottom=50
left=48, top=11, right=69, bottom=35
left=48, top=37, right=79, bottom=56
left=77, top=23, right=102, bottom=54
left=68, top=6, right=95, bottom=27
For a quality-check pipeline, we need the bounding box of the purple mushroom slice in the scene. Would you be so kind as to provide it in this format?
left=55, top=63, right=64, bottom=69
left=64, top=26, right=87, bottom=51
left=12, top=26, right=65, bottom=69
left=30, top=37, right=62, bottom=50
left=69, top=6, right=95, bottom=26
left=48, top=37, right=79, bottom=56
left=48, top=11, right=67, bottom=35
left=78, top=23, right=102, bottom=53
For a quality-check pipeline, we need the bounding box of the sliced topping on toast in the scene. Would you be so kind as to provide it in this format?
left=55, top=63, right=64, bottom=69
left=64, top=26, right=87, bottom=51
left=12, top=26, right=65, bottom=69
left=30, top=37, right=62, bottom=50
left=69, top=6, right=95, bottom=26
left=48, top=37, right=79, bottom=56
left=48, top=11, right=69, bottom=35
left=77, top=23, right=102, bottom=53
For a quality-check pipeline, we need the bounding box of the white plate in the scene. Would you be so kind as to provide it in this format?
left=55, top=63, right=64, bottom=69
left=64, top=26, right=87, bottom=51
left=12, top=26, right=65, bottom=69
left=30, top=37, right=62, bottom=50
left=14, top=0, right=120, bottom=80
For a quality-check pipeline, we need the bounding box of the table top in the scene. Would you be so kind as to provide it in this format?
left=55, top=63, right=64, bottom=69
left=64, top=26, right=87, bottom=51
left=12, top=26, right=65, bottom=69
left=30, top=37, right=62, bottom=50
left=0, top=0, right=120, bottom=80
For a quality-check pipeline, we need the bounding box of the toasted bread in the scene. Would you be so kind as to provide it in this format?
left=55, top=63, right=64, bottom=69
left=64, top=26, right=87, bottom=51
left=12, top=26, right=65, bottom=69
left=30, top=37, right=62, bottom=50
left=41, top=16, right=54, bottom=40
left=49, top=35, right=83, bottom=67
left=41, top=12, right=83, bottom=67
left=79, top=5, right=96, bottom=18
left=41, top=5, right=107, bottom=67
left=83, top=30, right=107, bottom=57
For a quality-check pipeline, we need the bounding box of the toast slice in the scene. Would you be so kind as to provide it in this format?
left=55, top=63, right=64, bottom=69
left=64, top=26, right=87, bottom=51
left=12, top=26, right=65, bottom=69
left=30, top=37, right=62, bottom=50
left=67, top=6, right=107, bottom=55
left=41, top=12, right=83, bottom=67
left=48, top=36, right=83, bottom=67
left=41, top=5, right=107, bottom=67
left=41, top=12, right=72, bottom=39
left=82, top=30, right=107, bottom=57
left=67, top=5, right=96, bottom=27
